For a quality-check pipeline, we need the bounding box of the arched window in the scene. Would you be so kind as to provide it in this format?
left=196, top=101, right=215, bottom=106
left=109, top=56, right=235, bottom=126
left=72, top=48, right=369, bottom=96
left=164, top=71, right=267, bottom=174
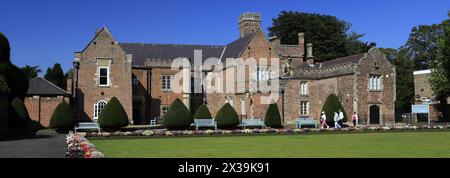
left=94, top=100, right=107, bottom=120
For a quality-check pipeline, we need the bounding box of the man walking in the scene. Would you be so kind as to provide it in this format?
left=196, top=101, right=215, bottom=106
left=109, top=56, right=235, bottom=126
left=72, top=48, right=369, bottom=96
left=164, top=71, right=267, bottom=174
left=334, top=112, right=341, bottom=128
left=338, top=110, right=344, bottom=126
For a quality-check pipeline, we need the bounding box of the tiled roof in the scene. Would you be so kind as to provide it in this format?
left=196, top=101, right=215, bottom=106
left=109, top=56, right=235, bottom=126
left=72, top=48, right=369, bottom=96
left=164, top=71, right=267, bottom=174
left=26, top=77, right=70, bottom=96
left=119, top=43, right=225, bottom=66
left=119, top=32, right=255, bottom=66
left=294, top=53, right=365, bottom=69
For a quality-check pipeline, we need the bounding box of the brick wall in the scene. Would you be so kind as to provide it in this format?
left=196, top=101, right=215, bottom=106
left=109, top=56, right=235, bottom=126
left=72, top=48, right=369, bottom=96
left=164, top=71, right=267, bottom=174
left=73, top=28, right=133, bottom=122
left=25, top=95, right=67, bottom=127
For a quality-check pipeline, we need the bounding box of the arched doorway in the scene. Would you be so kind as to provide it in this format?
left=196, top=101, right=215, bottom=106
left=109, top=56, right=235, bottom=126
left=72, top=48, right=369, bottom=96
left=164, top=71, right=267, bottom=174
left=370, top=105, right=380, bottom=124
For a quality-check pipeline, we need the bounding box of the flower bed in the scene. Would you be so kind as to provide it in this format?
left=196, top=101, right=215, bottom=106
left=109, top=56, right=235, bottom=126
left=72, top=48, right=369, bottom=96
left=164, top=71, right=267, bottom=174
left=79, top=125, right=450, bottom=139
left=66, top=132, right=105, bottom=158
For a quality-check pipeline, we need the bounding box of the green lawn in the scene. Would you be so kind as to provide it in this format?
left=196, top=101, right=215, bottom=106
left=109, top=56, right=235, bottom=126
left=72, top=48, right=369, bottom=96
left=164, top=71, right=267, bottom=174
left=90, top=131, right=450, bottom=158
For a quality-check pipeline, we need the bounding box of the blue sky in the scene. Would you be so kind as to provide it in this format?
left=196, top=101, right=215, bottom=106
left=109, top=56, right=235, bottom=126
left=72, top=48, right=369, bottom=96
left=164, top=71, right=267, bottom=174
left=0, top=0, right=449, bottom=73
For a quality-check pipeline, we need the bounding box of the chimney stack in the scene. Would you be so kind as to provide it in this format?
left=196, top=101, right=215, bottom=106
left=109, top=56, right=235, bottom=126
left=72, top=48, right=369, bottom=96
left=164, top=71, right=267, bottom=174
left=298, top=33, right=305, bottom=58
left=269, top=36, right=281, bottom=51
left=306, top=43, right=315, bottom=64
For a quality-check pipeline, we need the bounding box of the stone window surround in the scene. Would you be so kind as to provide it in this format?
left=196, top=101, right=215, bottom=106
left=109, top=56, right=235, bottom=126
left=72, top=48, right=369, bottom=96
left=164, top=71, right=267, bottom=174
left=368, top=73, right=383, bottom=92
left=299, top=101, right=309, bottom=116
left=95, top=58, right=112, bottom=88
left=300, top=81, right=308, bottom=96
left=161, top=75, right=173, bottom=91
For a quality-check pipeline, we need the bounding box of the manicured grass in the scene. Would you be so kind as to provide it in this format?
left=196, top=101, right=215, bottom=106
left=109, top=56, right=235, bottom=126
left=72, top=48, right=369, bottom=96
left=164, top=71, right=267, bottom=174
left=90, top=131, right=450, bottom=158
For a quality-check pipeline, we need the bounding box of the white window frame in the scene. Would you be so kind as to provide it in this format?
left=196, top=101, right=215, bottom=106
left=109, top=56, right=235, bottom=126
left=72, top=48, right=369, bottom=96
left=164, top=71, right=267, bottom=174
left=93, top=100, right=108, bottom=120
left=300, top=81, right=308, bottom=95
left=369, top=74, right=382, bottom=91
left=257, top=66, right=270, bottom=81
left=98, top=67, right=110, bottom=87
left=300, top=101, right=309, bottom=115
left=161, top=75, right=172, bottom=91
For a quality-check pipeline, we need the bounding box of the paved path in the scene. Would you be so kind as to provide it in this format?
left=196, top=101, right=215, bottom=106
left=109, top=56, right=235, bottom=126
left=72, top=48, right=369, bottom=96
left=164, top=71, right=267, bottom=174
left=0, top=134, right=66, bottom=158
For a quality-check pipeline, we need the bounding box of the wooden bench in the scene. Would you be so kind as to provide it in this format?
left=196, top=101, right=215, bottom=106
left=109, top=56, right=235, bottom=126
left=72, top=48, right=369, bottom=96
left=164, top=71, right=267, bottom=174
left=296, top=117, right=317, bottom=128
left=242, top=119, right=265, bottom=129
left=194, top=119, right=217, bottom=130
left=74, top=122, right=101, bottom=132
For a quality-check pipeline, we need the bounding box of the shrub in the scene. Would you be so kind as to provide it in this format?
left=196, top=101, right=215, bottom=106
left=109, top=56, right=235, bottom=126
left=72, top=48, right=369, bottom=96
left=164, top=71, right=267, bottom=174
left=98, top=97, right=129, bottom=129
left=215, top=103, right=239, bottom=128
left=264, top=103, right=283, bottom=128
left=49, top=102, right=75, bottom=129
left=162, top=98, right=192, bottom=130
left=8, top=97, right=30, bottom=129
left=321, top=94, right=348, bottom=125
left=194, top=104, right=212, bottom=119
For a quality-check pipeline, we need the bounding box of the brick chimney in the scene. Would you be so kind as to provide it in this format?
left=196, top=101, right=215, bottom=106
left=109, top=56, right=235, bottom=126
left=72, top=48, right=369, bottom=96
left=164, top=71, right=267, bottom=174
left=306, top=43, right=315, bottom=64
left=298, top=32, right=305, bottom=58
left=269, top=36, right=281, bottom=52
left=238, top=12, right=261, bottom=37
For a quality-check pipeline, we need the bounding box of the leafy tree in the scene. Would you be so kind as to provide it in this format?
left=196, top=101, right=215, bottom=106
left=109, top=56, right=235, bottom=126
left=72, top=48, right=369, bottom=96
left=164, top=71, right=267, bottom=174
left=44, top=63, right=65, bottom=89
left=264, top=103, right=282, bottom=128
left=98, top=97, right=129, bottom=129
left=21, top=65, right=41, bottom=79
left=49, top=102, right=75, bottom=129
left=380, top=48, right=414, bottom=120
left=321, top=94, right=347, bottom=125
left=215, top=103, right=239, bottom=128
left=0, top=32, right=11, bottom=64
left=0, top=60, right=29, bottom=100
left=430, top=12, right=450, bottom=121
left=194, top=104, right=212, bottom=119
left=163, top=98, right=192, bottom=130
left=268, top=11, right=375, bottom=61
left=404, top=24, right=444, bottom=70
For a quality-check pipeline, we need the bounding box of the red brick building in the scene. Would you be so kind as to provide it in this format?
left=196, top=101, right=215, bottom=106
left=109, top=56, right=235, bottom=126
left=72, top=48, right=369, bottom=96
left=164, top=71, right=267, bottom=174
left=25, top=77, right=70, bottom=127
left=69, top=12, right=396, bottom=126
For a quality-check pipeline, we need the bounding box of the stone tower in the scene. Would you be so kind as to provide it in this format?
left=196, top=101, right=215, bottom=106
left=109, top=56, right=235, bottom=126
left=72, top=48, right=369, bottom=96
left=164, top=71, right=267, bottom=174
left=238, top=12, right=261, bottom=37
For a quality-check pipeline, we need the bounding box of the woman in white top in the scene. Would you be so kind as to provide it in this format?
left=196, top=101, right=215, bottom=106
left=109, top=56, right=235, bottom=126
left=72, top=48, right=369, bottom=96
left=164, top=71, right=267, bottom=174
left=320, top=111, right=329, bottom=128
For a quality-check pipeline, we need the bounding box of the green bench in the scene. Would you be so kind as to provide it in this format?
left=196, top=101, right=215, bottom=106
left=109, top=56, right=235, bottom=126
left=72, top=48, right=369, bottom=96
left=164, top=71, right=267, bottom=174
left=194, top=119, right=217, bottom=130
left=296, top=117, right=317, bottom=128
left=242, top=119, right=265, bottom=129
left=74, top=122, right=101, bottom=132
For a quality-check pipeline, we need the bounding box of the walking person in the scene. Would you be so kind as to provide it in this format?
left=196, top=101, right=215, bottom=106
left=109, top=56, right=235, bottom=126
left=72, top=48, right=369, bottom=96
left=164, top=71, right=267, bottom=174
left=320, top=111, right=329, bottom=128
left=338, top=110, right=344, bottom=127
left=334, top=112, right=341, bottom=128
left=352, top=112, right=359, bottom=127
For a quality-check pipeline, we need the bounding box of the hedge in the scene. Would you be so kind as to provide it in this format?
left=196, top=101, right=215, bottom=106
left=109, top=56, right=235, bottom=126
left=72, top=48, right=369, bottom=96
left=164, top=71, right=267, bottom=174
left=49, top=102, right=75, bottom=129
left=8, top=97, right=30, bottom=129
left=264, top=103, right=282, bottom=128
left=163, top=98, right=192, bottom=130
left=194, top=104, right=212, bottom=119
left=215, top=103, right=239, bottom=128
left=321, top=94, right=347, bottom=124
left=98, top=97, right=129, bottom=129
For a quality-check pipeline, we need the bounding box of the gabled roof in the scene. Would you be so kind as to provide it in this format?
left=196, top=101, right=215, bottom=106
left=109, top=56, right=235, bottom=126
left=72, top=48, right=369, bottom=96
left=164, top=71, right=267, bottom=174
left=26, top=77, right=70, bottom=96
left=220, top=32, right=254, bottom=60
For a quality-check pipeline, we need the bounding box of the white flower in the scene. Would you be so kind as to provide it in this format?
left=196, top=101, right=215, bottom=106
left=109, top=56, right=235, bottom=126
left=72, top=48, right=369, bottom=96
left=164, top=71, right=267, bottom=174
left=142, top=130, right=154, bottom=136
